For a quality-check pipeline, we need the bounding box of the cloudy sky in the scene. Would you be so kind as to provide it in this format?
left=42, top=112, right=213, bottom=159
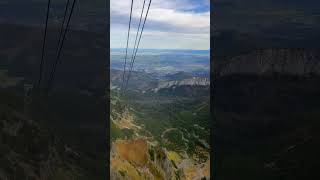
left=110, top=0, right=210, bottom=50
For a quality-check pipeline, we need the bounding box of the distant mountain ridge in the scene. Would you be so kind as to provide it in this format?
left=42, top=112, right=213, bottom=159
left=214, top=48, right=320, bottom=77
left=110, top=69, right=210, bottom=94
left=153, top=77, right=210, bottom=93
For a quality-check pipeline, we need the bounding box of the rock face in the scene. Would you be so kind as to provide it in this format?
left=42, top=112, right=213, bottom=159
left=214, top=48, right=320, bottom=77
left=110, top=138, right=210, bottom=180
left=110, top=139, right=177, bottom=180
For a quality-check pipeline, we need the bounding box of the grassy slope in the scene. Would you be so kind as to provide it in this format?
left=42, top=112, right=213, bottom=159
left=112, top=87, right=210, bottom=158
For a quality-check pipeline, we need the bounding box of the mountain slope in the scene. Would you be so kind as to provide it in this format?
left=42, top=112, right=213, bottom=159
left=214, top=48, right=320, bottom=179
left=110, top=74, right=210, bottom=180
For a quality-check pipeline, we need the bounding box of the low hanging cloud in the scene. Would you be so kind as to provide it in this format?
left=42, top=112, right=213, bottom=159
left=110, top=0, right=210, bottom=49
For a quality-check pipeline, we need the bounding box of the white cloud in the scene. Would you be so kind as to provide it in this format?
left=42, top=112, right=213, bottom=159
left=110, top=0, right=210, bottom=49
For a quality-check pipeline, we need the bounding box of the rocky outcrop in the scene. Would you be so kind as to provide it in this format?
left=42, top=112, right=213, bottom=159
left=214, top=48, right=320, bottom=77
left=110, top=138, right=210, bottom=180
left=110, top=139, right=178, bottom=180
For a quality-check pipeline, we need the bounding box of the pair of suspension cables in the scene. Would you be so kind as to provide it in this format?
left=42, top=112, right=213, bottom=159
left=36, top=0, right=77, bottom=93
left=38, top=0, right=151, bottom=96
left=120, top=0, right=152, bottom=96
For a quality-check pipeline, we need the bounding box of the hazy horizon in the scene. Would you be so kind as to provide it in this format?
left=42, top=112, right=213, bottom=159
left=110, top=48, right=210, bottom=51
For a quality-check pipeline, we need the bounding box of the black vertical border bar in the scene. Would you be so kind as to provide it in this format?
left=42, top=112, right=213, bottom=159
left=106, top=0, right=110, bottom=179
left=210, top=0, right=216, bottom=179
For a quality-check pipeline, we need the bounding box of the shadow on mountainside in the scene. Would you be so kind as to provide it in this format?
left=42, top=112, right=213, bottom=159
left=0, top=23, right=107, bottom=179
left=213, top=48, right=320, bottom=180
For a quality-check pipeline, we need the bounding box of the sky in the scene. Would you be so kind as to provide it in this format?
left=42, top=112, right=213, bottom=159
left=110, top=0, right=210, bottom=50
